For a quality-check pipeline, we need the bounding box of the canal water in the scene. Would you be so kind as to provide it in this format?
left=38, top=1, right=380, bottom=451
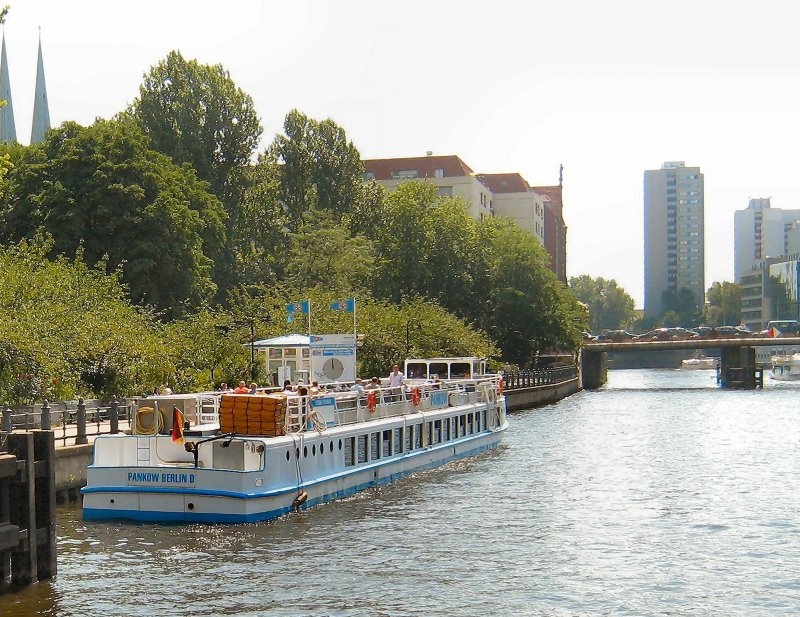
left=3, top=369, right=800, bottom=616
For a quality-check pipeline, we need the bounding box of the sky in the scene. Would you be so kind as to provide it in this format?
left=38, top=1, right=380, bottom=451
left=4, top=0, right=800, bottom=307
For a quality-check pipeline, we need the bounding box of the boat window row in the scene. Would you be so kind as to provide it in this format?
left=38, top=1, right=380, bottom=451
left=343, top=410, right=487, bottom=468
left=286, top=439, right=344, bottom=461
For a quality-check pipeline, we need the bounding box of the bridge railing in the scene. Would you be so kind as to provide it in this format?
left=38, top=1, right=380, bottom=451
left=502, top=365, right=578, bottom=390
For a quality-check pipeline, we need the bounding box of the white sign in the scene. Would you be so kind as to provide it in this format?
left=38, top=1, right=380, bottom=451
left=310, top=333, right=357, bottom=383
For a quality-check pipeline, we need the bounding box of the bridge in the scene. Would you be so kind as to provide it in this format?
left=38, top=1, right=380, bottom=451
left=581, top=336, right=800, bottom=390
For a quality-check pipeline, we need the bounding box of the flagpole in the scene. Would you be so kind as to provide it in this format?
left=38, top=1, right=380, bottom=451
left=353, top=298, right=357, bottom=376
left=308, top=299, right=312, bottom=339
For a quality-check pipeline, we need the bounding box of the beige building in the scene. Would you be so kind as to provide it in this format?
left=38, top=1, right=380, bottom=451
left=477, top=173, right=545, bottom=244
left=363, top=155, right=494, bottom=221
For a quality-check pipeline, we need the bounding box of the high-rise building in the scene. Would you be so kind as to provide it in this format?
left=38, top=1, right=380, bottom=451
left=733, top=198, right=800, bottom=282
left=643, top=161, right=705, bottom=318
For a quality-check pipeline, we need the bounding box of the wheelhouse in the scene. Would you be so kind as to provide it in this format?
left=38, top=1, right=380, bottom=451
left=404, top=357, right=487, bottom=381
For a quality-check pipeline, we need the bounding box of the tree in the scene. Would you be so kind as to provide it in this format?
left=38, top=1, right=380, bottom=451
left=661, top=287, right=703, bottom=327
left=267, top=109, right=366, bottom=228
left=132, top=50, right=262, bottom=207
left=0, top=236, right=171, bottom=404
left=569, top=275, right=636, bottom=332
left=705, top=281, right=742, bottom=326
left=0, top=119, right=225, bottom=317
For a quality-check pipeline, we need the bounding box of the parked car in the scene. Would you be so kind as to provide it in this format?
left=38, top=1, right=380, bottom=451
left=693, top=326, right=719, bottom=339
left=635, top=328, right=677, bottom=341
left=716, top=325, right=750, bottom=338
left=597, top=330, right=636, bottom=342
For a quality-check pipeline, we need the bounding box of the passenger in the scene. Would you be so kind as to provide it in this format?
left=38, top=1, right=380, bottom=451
left=388, top=364, right=404, bottom=400
left=350, top=378, right=365, bottom=393
left=233, top=381, right=250, bottom=394
left=219, top=382, right=229, bottom=392
left=161, top=385, right=173, bottom=395
left=283, top=379, right=292, bottom=391
left=248, top=382, right=258, bottom=394
left=309, top=380, right=320, bottom=395
left=365, top=377, right=380, bottom=390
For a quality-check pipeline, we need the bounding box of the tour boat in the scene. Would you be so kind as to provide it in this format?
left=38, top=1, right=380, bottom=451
left=769, top=353, right=800, bottom=381
left=82, top=371, right=507, bottom=523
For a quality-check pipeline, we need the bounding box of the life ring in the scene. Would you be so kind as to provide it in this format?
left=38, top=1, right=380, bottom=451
left=367, top=390, right=377, bottom=413
left=411, top=386, right=421, bottom=406
left=497, top=377, right=504, bottom=395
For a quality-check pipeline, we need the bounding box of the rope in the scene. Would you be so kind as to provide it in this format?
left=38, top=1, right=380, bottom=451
left=134, top=406, right=163, bottom=435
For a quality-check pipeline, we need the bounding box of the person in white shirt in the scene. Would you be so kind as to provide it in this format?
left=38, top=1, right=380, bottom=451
left=388, top=365, right=404, bottom=401
left=350, top=378, right=365, bottom=393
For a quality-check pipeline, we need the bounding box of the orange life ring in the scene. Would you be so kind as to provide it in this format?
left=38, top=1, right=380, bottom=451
left=367, top=390, right=377, bottom=413
left=497, top=377, right=504, bottom=395
left=411, top=386, right=421, bottom=406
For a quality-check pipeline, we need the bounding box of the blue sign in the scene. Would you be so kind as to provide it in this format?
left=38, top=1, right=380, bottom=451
left=322, top=349, right=354, bottom=356
left=311, top=397, right=335, bottom=408
left=430, top=391, right=449, bottom=407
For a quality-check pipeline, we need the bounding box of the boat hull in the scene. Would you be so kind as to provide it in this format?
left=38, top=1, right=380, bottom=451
left=83, top=422, right=507, bottom=524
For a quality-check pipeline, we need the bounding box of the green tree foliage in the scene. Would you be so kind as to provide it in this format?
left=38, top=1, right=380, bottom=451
left=163, top=308, right=250, bottom=392
left=661, top=286, right=703, bottom=327
left=0, top=237, right=171, bottom=405
left=705, top=281, right=742, bottom=326
left=267, top=109, right=366, bottom=228
left=569, top=274, right=636, bottom=332
left=132, top=50, right=262, bottom=207
left=0, top=119, right=225, bottom=317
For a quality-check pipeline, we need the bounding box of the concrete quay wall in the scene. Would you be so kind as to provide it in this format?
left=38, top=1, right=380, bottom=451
left=504, top=377, right=580, bottom=412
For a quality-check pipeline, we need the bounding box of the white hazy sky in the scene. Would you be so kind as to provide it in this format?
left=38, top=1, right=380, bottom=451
left=5, top=0, right=800, bottom=306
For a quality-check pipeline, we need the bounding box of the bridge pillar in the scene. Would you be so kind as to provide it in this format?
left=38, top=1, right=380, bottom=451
left=719, top=346, right=757, bottom=389
left=580, top=349, right=607, bottom=389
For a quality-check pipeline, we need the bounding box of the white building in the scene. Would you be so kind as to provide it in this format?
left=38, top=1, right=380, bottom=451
left=643, top=161, right=705, bottom=318
left=734, top=198, right=800, bottom=282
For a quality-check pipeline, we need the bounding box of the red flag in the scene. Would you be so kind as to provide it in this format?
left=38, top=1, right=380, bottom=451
left=171, top=406, right=185, bottom=444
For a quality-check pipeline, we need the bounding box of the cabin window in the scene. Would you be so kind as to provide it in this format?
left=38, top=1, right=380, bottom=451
left=382, top=430, right=392, bottom=457
left=406, top=362, right=428, bottom=379
left=414, top=424, right=422, bottom=449
left=450, top=362, right=471, bottom=379
left=312, top=444, right=317, bottom=456
left=344, top=437, right=356, bottom=467
left=370, top=432, right=380, bottom=460
left=286, top=450, right=291, bottom=461
left=394, top=428, right=403, bottom=454
left=443, top=417, right=450, bottom=441
left=433, top=420, right=441, bottom=444
left=467, top=413, right=474, bottom=435
left=339, top=439, right=343, bottom=451
left=357, top=435, right=368, bottom=463
left=430, top=362, right=448, bottom=379
left=405, top=425, right=413, bottom=451
left=330, top=440, right=334, bottom=452
left=459, top=415, right=466, bottom=437
left=304, top=446, right=308, bottom=458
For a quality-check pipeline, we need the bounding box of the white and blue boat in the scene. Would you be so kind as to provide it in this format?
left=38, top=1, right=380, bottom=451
left=82, top=367, right=507, bottom=523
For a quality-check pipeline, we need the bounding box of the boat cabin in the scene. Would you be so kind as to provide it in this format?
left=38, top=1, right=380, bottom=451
left=404, top=357, right=487, bottom=381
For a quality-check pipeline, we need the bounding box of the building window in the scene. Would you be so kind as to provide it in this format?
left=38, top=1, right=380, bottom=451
left=363, top=172, right=375, bottom=181
left=391, top=169, right=418, bottom=179
left=434, top=168, right=444, bottom=178
left=437, top=186, right=453, bottom=197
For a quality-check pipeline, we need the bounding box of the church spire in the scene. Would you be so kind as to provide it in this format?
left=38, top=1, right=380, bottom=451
left=30, top=28, right=50, bottom=144
left=0, top=31, right=16, bottom=143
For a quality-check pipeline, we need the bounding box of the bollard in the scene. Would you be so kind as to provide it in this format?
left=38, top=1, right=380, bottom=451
left=109, top=397, right=119, bottom=435
left=40, top=400, right=51, bottom=431
left=75, top=398, right=88, bottom=445
left=1, top=403, right=10, bottom=434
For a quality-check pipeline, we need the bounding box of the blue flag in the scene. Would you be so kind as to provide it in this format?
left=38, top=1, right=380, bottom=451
left=286, top=300, right=310, bottom=314
left=330, top=298, right=355, bottom=313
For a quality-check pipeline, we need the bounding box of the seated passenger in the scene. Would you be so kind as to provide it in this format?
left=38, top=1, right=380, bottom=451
left=365, top=377, right=380, bottom=390
left=233, top=381, right=250, bottom=394
left=350, top=378, right=365, bottom=393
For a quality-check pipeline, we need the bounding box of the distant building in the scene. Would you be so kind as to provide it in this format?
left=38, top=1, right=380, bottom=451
left=363, top=154, right=567, bottom=283
left=734, top=198, right=800, bottom=282
left=0, top=30, right=51, bottom=145
left=477, top=173, right=545, bottom=245
left=643, top=161, right=705, bottom=318
left=363, top=155, right=493, bottom=221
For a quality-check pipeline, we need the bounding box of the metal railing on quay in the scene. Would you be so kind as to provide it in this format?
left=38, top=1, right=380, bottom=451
left=502, top=365, right=578, bottom=391
left=1, top=397, right=135, bottom=449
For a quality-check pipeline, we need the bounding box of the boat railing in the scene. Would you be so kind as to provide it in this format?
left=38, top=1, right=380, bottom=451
left=284, top=376, right=503, bottom=435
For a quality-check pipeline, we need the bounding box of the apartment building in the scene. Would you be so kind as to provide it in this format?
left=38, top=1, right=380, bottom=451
left=643, top=161, right=705, bottom=318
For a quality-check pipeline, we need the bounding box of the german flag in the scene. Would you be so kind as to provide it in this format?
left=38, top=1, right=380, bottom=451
left=171, top=406, right=185, bottom=444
